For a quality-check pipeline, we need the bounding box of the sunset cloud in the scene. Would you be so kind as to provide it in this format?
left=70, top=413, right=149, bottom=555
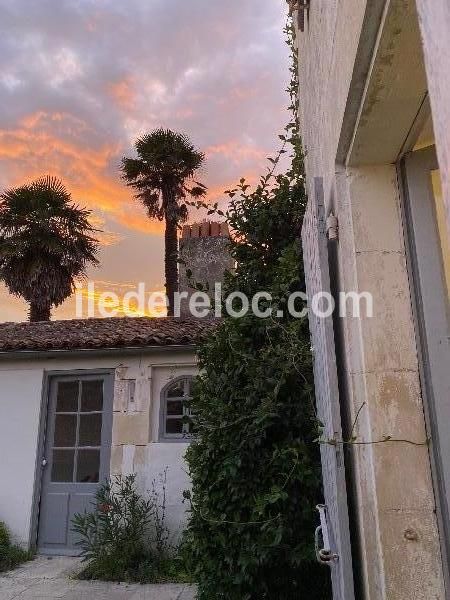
left=0, top=0, right=289, bottom=322
left=75, top=279, right=166, bottom=318
left=206, top=141, right=267, bottom=165
left=108, top=77, right=137, bottom=110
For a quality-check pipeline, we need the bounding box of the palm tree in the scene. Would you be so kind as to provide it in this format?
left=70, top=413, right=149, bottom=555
left=0, top=176, right=99, bottom=322
left=121, top=128, right=206, bottom=316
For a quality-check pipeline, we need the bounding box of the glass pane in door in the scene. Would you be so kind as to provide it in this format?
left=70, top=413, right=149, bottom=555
left=79, top=414, right=102, bottom=446
left=54, top=415, right=77, bottom=447
left=76, top=450, right=100, bottom=483
left=56, top=381, right=79, bottom=412
left=50, top=379, right=104, bottom=483
left=51, top=450, right=75, bottom=482
left=81, top=380, right=104, bottom=411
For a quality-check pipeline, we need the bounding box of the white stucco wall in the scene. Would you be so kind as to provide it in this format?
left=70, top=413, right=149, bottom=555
left=0, top=368, right=44, bottom=545
left=0, top=348, right=197, bottom=548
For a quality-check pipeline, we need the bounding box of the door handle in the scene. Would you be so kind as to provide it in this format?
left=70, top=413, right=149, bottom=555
left=41, top=458, right=48, bottom=467
left=315, top=504, right=339, bottom=565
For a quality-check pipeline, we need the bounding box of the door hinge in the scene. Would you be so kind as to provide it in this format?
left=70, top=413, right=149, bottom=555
left=315, top=504, right=339, bottom=565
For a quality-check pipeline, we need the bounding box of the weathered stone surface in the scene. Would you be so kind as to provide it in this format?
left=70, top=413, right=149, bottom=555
left=112, top=413, right=149, bottom=446
left=0, top=557, right=197, bottom=600
left=297, top=0, right=447, bottom=596
left=179, top=225, right=233, bottom=318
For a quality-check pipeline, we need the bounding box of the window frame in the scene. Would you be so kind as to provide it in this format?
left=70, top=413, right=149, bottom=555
left=399, top=147, right=450, bottom=588
left=159, top=376, right=194, bottom=442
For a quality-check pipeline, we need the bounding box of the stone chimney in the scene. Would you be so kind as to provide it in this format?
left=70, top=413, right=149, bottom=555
left=179, top=221, right=233, bottom=317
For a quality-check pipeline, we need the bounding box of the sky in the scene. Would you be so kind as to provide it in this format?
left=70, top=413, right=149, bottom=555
left=0, top=0, right=290, bottom=322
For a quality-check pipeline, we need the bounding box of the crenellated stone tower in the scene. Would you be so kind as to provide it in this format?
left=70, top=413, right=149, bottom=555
left=178, top=221, right=233, bottom=317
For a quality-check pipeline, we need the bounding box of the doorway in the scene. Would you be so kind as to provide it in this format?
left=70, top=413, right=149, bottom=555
left=37, top=372, right=114, bottom=555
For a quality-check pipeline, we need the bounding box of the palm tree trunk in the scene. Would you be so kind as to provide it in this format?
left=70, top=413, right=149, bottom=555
left=164, top=215, right=179, bottom=317
left=29, top=301, right=51, bottom=322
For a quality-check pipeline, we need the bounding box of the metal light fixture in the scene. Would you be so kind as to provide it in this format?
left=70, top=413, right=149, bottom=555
left=286, top=1, right=310, bottom=32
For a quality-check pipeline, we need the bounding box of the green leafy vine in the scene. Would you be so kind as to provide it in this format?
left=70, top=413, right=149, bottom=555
left=181, top=16, right=331, bottom=600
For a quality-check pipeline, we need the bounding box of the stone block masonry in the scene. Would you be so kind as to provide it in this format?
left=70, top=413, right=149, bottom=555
left=179, top=221, right=234, bottom=317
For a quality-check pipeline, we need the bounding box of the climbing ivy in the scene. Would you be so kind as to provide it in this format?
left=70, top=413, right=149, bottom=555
left=182, top=20, right=331, bottom=600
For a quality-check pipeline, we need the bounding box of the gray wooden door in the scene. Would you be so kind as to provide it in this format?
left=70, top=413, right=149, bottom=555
left=402, top=147, right=450, bottom=590
left=37, top=373, right=113, bottom=555
left=301, top=178, right=355, bottom=600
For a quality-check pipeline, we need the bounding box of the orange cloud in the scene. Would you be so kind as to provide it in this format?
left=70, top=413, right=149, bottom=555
left=74, top=279, right=167, bottom=318
left=0, top=112, right=266, bottom=240
left=206, top=141, right=266, bottom=164
left=107, top=77, right=136, bottom=110
left=88, top=214, right=124, bottom=247
left=20, top=111, right=90, bottom=134
left=217, top=84, right=267, bottom=110
left=0, top=113, right=164, bottom=235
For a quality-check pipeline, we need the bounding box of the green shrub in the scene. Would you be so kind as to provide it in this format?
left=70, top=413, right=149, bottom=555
left=0, top=521, right=9, bottom=549
left=0, top=521, right=32, bottom=573
left=182, top=20, right=331, bottom=600
left=183, top=176, right=331, bottom=598
left=72, top=472, right=189, bottom=584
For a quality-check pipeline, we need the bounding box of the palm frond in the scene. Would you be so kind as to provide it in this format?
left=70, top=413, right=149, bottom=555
left=0, top=175, right=100, bottom=316
left=121, top=128, right=207, bottom=223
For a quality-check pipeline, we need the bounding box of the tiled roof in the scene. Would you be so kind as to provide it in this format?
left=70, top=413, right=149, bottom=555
left=0, top=317, right=215, bottom=353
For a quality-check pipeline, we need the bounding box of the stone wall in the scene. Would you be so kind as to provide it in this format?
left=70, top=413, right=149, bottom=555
left=179, top=221, right=233, bottom=317
left=110, top=357, right=198, bottom=540
left=296, top=0, right=446, bottom=597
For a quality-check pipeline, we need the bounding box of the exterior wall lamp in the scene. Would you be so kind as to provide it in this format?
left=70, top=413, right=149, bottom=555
left=286, top=1, right=310, bottom=32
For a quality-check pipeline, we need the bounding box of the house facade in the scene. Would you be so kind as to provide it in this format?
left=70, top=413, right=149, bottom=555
left=295, top=1, right=450, bottom=599
left=0, top=220, right=231, bottom=555
left=0, top=318, right=214, bottom=554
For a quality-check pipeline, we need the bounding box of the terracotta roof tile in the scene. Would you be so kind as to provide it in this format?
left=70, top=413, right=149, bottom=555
left=0, top=317, right=215, bottom=353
